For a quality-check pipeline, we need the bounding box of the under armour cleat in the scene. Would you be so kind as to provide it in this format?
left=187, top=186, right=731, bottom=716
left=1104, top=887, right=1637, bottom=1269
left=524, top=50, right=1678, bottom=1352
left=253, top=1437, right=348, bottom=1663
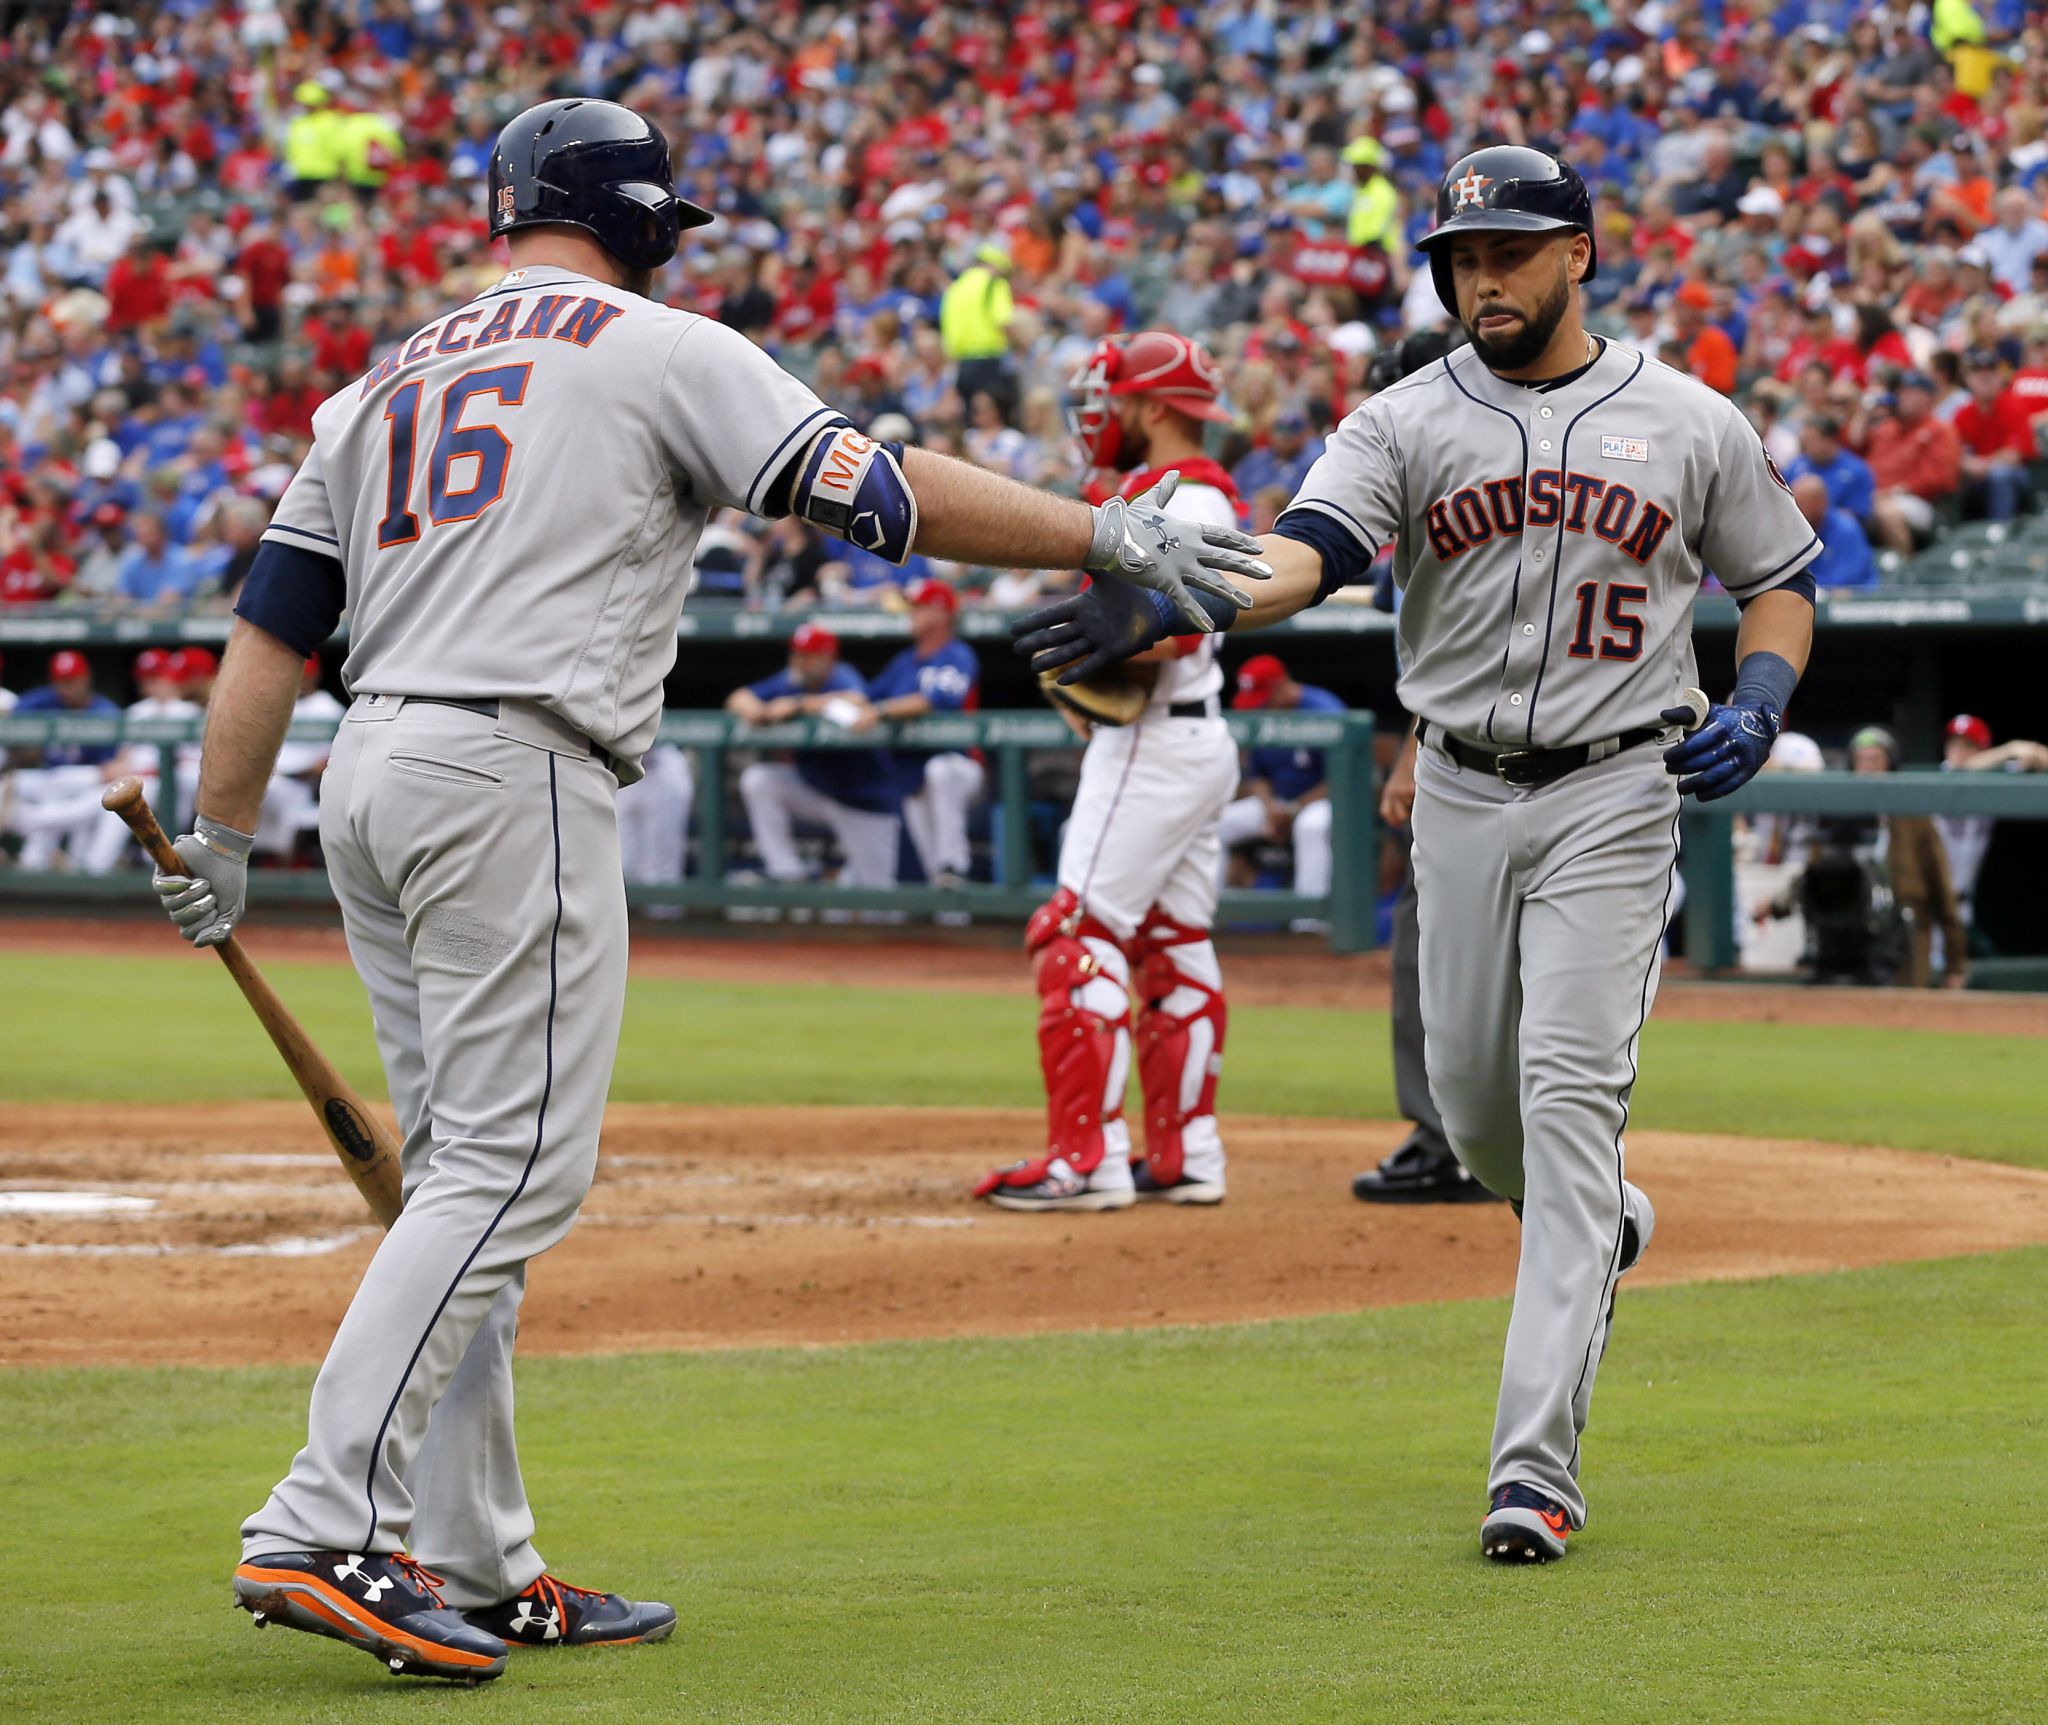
left=1480, top=1483, right=1573, bottom=1563
left=465, top=1573, right=678, bottom=1647
left=233, top=1550, right=507, bottom=1681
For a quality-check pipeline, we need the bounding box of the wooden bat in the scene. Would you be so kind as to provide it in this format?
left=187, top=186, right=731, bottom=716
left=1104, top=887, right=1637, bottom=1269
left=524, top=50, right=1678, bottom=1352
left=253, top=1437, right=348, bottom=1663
left=101, top=776, right=404, bottom=1228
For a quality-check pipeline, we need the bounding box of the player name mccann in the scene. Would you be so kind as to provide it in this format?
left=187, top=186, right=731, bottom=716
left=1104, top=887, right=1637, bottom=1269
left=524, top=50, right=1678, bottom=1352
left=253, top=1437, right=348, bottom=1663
left=358, top=294, right=625, bottom=398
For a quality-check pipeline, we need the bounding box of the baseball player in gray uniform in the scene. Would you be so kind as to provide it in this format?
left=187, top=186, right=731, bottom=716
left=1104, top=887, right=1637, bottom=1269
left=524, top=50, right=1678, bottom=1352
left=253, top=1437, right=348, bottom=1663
left=150, top=99, right=1268, bottom=1683
left=1018, top=146, right=1817, bottom=1563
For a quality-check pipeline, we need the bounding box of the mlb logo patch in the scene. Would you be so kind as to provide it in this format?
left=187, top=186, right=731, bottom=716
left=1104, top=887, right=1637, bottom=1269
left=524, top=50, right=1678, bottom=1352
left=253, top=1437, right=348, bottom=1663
left=1601, top=435, right=1649, bottom=463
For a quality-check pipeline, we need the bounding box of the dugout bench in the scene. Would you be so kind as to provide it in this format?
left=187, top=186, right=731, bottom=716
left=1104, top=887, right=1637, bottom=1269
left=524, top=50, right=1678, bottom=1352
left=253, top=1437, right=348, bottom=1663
left=0, top=708, right=1384, bottom=953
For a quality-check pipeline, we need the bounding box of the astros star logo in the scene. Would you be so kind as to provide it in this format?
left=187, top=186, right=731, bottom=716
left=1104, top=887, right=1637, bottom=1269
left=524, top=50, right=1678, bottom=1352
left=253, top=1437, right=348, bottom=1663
left=1452, top=170, right=1492, bottom=211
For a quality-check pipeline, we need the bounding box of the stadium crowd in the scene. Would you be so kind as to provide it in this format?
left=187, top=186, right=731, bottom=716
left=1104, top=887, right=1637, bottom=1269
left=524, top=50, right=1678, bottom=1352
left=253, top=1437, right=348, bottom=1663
left=5, top=0, right=2048, bottom=984
left=1, top=1, right=2048, bottom=618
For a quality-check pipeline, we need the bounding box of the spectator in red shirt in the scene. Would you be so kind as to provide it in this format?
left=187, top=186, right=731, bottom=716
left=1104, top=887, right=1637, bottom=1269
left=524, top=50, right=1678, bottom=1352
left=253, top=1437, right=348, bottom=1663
left=1951, top=348, right=2035, bottom=520
left=234, top=220, right=292, bottom=344
left=1865, top=373, right=1965, bottom=553
left=103, top=236, right=172, bottom=333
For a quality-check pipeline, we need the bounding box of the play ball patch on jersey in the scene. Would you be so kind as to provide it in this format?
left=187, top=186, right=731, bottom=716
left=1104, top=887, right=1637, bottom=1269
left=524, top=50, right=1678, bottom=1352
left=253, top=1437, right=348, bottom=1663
left=1600, top=435, right=1649, bottom=463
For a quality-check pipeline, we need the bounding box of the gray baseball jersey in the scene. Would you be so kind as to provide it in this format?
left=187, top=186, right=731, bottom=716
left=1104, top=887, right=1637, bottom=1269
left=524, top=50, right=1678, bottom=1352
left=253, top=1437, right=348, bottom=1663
left=1282, top=335, right=1815, bottom=1543
left=1286, top=339, right=1818, bottom=749
left=263, top=263, right=840, bottom=777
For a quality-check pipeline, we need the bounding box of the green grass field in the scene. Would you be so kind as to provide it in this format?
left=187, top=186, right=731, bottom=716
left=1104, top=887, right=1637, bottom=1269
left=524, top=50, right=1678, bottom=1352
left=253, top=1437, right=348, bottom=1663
left=4, top=951, right=2044, bottom=1163
left=2, top=946, right=2043, bottom=1722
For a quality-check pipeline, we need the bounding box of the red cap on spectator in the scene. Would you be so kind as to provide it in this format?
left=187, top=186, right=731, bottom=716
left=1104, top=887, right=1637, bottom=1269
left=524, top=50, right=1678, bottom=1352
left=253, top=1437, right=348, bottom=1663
left=50, top=650, right=88, bottom=681
left=1675, top=280, right=1714, bottom=310
left=1947, top=713, right=1993, bottom=750
left=92, top=501, right=124, bottom=527
left=790, top=622, right=839, bottom=656
left=170, top=646, right=219, bottom=682
left=906, top=578, right=958, bottom=614
left=135, top=647, right=172, bottom=679
left=1234, top=653, right=1288, bottom=709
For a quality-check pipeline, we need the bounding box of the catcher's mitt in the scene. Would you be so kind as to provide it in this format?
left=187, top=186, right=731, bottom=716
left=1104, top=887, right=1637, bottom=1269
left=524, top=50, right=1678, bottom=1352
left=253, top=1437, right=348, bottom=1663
left=1038, top=661, right=1158, bottom=727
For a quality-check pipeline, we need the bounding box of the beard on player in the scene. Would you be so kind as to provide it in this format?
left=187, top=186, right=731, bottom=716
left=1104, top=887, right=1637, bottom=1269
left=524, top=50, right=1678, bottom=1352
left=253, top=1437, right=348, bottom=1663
left=1464, top=257, right=1573, bottom=374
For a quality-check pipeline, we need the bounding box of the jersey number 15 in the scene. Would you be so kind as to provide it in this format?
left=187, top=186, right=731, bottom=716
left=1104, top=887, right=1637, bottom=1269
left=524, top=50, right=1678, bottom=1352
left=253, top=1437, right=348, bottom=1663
left=377, top=363, right=531, bottom=548
left=1566, top=580, right=1647, bottom=662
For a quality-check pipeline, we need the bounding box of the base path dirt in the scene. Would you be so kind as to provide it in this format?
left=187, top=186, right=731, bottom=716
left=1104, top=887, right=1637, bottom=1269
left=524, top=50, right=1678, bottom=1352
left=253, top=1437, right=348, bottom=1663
left=4, top=1103, right=2045, bottom=1368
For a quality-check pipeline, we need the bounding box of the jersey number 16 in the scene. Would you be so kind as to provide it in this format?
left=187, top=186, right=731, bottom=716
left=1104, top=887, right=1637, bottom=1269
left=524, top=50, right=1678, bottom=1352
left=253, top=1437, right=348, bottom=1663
left=377, top=363, right=531, bottom=548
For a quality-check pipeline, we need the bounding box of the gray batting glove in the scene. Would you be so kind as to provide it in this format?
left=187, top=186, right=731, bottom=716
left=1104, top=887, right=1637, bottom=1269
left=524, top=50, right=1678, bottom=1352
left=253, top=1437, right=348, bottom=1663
left=152, top=815, right=255, bottom=948
left=1086, top=472, right=1271, bottom=633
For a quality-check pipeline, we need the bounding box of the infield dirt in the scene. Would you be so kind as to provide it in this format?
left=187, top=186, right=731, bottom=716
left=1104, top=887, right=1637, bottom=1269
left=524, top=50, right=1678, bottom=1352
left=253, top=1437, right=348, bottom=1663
left=5, top=1101, right=2045, bottom=1368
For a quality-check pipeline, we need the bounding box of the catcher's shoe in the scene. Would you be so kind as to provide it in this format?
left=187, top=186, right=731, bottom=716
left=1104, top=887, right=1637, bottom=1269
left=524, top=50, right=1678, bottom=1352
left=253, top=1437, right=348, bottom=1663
left=465, top=1574, right=678, bottom=1647
left=1480, top=1483, right=1573, bottom=1563
left=233, top=1550, right=508, bottom=1681
left=973, top=1154, right=1135, bottom=1211
left=1131, top=1159, right=1225, bottom=1205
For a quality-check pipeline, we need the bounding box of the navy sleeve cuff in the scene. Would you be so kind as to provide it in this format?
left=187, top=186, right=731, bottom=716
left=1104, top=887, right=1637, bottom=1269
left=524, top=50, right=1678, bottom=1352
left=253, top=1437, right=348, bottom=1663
left=236, top=541, right=346, bottom=658
left=1273, top=508, right=1372, bottom=606
left=1734, top=570, right=1817, bottom=609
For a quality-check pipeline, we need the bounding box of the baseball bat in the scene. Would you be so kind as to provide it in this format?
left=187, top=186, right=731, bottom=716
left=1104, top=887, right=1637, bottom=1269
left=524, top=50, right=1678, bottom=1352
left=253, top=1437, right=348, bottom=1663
left=1677, top=687, right=1712, bottom=730
left=100, top=776, right=404, bottom=1228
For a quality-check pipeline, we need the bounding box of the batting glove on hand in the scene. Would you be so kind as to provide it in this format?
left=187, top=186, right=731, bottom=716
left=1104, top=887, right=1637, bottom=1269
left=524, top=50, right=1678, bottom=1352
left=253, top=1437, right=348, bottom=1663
left=1661, top=701, right=1780, bottom=802
left=1087, top=472, right=1270, bottom=633
left=152, top=816, right=254, bottom=948
left=1012, top=571, right=1171, bottom=684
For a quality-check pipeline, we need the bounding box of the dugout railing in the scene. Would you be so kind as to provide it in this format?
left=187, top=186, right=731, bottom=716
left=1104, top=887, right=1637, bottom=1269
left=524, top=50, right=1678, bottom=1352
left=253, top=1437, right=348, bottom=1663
left=0, top=708, right=1384, bottom=952
left=1678, top=769, right=2048, bottom=975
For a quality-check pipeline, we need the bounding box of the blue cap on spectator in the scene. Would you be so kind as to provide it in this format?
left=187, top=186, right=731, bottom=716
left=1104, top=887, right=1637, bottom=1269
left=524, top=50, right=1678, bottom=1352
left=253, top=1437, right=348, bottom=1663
left=1897, top=371, right=1935, bottom=392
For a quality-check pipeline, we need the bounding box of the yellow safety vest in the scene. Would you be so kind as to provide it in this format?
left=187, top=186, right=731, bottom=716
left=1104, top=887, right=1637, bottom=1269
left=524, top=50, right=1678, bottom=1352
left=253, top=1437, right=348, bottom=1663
left=940, top=266, right=1013, bottom=360
left=338, top=112, right=405, bottom=189
left=1347, top=175, right=1398, bottom=248
left=283, top=110, right=346, bottom=183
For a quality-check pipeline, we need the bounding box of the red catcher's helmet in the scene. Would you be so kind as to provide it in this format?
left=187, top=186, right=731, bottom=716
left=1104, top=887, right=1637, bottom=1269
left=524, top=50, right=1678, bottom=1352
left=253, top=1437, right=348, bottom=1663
left=1066, top=330, right=1233, bottom=471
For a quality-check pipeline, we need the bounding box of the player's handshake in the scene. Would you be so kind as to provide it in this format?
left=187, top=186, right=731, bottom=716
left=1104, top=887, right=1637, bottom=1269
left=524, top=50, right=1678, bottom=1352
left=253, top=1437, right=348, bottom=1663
left=1084, top=472, right=1270, bottom=632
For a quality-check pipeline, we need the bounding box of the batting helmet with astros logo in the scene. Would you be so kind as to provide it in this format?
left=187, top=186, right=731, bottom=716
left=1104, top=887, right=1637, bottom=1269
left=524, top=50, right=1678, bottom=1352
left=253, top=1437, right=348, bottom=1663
left=1066, top=330, right=1233, bottom=471
left=489, top=98, right=714, bottom=273
left=1415, top=145, right=1597, bottom=315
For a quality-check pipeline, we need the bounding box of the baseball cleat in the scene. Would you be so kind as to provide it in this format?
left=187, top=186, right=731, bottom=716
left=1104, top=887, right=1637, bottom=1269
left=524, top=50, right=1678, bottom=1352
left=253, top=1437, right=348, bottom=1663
left=233, top=1551, right=508, bottom=1681
left=465, top=1574, right=678, bottom=1647
left=1352, top=1138, right=1502, bottom=1204
left=1602, top=1181, right=1657, bottom=1354
left=1480, top=1483, right=1573, bottom=1563
left=1131, top=1160, right=1225, bottom=1204
left=974, top=1155, right=1135, bottom=1211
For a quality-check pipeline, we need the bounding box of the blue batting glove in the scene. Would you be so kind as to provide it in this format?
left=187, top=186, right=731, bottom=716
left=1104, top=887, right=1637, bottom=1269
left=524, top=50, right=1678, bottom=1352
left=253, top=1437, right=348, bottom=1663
left=1660, top=701, right=1780, bottom=802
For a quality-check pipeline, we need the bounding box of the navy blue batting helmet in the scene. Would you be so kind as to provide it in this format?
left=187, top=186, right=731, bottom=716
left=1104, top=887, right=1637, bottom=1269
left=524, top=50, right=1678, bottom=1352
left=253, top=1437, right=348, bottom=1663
left=488, top=99, right=713, bottom=273
left=1415, top=146, right=1597, bottom=314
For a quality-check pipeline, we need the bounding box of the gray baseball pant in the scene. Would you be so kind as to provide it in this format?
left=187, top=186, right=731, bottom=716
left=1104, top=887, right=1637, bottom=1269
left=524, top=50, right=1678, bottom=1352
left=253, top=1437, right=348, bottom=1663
left=240, top=696, right=627, bottom=1609
left=1410, top=734, right=1675, bottom=1528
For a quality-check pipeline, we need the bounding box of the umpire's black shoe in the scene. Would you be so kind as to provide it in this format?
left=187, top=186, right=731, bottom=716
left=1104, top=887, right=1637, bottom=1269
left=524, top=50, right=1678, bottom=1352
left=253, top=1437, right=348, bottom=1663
left=465, top=1574, right=678, bottom=1647
left=233, top=1550, right=508, bottom=1681
left=1352, top=1137, right=1502, bottom=1204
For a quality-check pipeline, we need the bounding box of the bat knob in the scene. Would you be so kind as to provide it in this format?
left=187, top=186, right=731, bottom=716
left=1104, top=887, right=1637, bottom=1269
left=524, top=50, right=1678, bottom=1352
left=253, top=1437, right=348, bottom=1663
left=1678, top=688, right=1712, bottom=731
left=101, top=775, right=147, bottom=814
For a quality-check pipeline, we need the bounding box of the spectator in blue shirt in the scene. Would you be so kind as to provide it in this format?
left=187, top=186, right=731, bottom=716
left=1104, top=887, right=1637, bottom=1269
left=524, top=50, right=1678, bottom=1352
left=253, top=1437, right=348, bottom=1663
left=1786, top=415, right=1876, bottom=526
left=729, top=622, right=900, bottom=890
left=1232, top=411, right=1326, bottom=499
left=863, top=578, right=983, bottom=886
left=1215, top=654, right=1345, bottom=920
left=4, top=649, right=127, bottom=873
left=115, top=512, right=207, bottom=608
left=1793, top=473, right=1878, bottom=589
left=10, top=650, right=120, bottom=766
